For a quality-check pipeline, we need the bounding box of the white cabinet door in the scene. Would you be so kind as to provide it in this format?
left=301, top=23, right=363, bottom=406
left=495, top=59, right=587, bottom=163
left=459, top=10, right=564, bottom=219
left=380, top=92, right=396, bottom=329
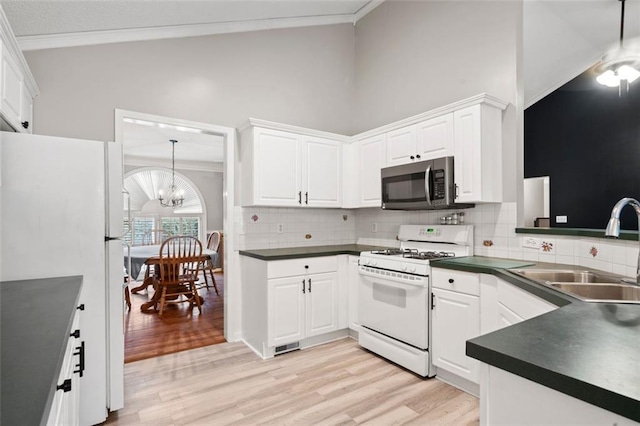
left=386, top=125, right=416, bottom=166
left=303, top=136, right=341, bottom=207
left=20, top=88, right=32, bottom=133
left=453, top=104, right=503, bottom=203
left=253, top=128, right=301, bottom=207
left=305, top=272, right=338, bottom=338
left=358, top=134, right=386, bottom=207
left=1, top=46, right=23, bottom=130
left=268, top=276, right=306, bottom=347
left=497, top=301, right=524, bottom=329
left=453, top=106, right=481, bottom=203
left=432, top=287, right=480, bottom=384
left=415, top=114, right=453, bottom=160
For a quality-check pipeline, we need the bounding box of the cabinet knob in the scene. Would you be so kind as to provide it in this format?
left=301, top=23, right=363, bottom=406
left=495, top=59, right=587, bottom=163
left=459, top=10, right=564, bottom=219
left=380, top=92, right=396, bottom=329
left=70, top=329, right=80, bottom=338
left=21, top=121, right=29, bottom=129
left=416, top=154, right=421, bottom=159
left=77, top=304, right=85, bottom=311
left=304, top=265, right=309, bottom=269
left=410, top=155, right=415, bottom=160
left=56, top=379, right=72, bottom=393
left=448, top=278, right=454, bottom=284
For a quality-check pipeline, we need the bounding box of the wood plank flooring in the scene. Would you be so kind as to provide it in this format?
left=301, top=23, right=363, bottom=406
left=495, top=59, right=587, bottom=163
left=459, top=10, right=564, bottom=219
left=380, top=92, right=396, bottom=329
left=106, top=338, right=479, bottom=425
left=125, top=273, right=225, bottom=363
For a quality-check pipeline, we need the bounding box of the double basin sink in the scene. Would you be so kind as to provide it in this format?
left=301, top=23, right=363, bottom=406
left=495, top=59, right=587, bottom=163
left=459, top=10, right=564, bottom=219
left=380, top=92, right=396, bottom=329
left=508, top=268, right=640, bottom=304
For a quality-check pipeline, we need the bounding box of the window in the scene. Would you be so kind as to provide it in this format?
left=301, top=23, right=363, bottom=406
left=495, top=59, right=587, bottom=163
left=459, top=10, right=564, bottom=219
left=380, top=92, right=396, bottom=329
left=132, top=217, right=154, bottom=246
left=160, top=217, right=200, bottom=239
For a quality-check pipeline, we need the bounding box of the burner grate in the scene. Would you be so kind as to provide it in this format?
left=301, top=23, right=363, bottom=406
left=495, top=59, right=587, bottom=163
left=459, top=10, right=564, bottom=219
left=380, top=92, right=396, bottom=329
left=402, top=250, right=456, bottom=260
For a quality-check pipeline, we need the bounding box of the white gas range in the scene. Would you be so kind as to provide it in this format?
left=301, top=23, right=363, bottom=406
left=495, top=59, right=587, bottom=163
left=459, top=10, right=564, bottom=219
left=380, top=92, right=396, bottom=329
left=358, top=225, right=474, bottom=377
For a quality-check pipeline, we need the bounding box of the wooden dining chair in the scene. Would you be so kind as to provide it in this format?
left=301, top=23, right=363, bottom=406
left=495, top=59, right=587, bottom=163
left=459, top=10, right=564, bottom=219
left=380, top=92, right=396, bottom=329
left=155, top=236, right=203, bottom=317
left=198, top=231, right=220, bottom=295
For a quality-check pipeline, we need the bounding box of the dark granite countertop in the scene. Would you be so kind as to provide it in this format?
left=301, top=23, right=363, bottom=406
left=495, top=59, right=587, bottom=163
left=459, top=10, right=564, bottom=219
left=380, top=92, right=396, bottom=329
left=1, top=276, right=83, bottom=426
left=239, top=244, right=389, bottom=260
left=432, top=257, right=640, bottom=422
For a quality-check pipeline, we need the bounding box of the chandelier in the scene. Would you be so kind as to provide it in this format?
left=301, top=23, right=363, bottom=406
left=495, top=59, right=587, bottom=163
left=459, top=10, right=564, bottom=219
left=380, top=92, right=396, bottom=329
left=158, top=139, right=184, bottom=208
left=595, top=0, right=640, bottom=93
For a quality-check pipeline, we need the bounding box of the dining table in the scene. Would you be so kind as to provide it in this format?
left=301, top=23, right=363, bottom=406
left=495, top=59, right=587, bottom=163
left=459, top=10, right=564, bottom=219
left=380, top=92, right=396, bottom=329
left=124, top=244, right=218, bottom=312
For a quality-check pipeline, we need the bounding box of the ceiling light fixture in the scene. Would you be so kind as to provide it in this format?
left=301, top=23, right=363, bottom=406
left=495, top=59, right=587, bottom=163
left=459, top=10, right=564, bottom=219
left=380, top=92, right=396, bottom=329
left=595, top=0, right=640, bottom=94
left=158, top=139, right=184, bottom=208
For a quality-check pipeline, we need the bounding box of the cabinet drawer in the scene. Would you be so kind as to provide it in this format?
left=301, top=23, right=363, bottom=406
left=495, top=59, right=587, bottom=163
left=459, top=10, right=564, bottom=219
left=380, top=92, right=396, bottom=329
left=268, top=256, right=338, bottom=279
left=432, top=269, right=480, bottom=296
left=497, top=279, right=556, bottom=320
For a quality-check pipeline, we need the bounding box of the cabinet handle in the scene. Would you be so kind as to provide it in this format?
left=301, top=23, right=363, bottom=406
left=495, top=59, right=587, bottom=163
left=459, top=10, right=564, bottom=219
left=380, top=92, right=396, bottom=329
left=305, top=192, right=308, bottom=205
left=455, top=184, right=459, bottom=199
left=77, top=304, right=85, bottom=311
left=302, top=279, right=306, bottom=294
left=21, top=121, right=29, bottom=129
left=298, top=191, right=302, bottom=204
left=416, top=154, right=421, bottom=159
left=73, top=341, right=85, bottom=377
left=448, top=278, right=454, bottom=284
left=308, top=278, right=312, bottom=293
left=410, top=155, right=415, bottom=160
left=70, top=329, right=80, bottom=338
left=56, top=379, right=72, bottom=393
left=431, top=292, right=436, bottom=310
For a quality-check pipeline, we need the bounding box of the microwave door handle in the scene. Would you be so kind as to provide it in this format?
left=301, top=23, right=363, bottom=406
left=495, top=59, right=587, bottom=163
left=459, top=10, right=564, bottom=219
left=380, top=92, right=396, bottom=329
left=425, top=165, right=433, bottom=206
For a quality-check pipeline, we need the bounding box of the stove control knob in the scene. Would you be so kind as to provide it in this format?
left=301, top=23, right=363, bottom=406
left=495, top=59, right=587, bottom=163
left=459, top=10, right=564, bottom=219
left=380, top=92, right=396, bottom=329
left=371, top=261, right=377, bottom=266
left=401, top=265, right=408, bottom=272
left=409, top=266, right=417, bottom=273
left=364, top=259, right=371, bottom=266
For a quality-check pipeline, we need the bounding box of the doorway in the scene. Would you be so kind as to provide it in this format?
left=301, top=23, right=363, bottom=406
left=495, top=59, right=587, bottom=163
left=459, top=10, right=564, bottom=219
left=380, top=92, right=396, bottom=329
left=108, top=109, right=238, bottom=407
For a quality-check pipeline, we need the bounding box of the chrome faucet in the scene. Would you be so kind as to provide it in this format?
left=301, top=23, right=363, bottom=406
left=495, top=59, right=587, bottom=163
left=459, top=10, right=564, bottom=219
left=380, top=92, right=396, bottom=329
left=605, top=197, right=640, bottom=284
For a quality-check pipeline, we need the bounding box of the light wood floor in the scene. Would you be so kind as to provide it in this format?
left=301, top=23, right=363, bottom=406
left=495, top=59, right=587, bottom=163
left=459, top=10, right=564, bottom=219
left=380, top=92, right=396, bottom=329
left=125, top=272, right=226, bottom=363
left=105, top=338, right=479, bottom=425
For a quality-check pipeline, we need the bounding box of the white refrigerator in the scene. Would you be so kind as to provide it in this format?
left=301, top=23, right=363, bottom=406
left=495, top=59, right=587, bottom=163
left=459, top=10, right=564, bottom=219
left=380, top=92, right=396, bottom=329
left=0, top=131, right=125, bottom=425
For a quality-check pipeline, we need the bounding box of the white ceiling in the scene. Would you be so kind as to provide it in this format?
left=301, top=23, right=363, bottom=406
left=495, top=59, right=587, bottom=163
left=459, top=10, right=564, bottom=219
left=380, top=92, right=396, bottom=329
left=122, top=120, right=225, bottom=171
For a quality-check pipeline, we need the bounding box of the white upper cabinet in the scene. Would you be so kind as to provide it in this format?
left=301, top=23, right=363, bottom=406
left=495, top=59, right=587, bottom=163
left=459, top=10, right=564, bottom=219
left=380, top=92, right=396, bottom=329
left=453, top=103, right=504, bottom=203
left=386, top=114, right=454, bottom=167
left=239, top=121, right=344, bottom=208
left=386, top=125, right=417, bottom=166
left=0, top=11, right=39, bottom=133
left=415, top=113, right=454, bottom=160
left=302, top=136, right=342, bottom=207
left=357, top=133, right=386, bottom=207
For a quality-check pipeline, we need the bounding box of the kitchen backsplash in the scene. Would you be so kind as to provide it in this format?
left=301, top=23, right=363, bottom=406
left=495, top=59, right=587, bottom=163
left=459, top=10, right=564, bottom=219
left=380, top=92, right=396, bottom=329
left=236, top=203, right=638, bottom=277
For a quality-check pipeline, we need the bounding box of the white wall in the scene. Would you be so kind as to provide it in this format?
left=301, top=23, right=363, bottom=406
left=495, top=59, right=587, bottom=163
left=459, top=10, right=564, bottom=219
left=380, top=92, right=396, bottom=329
left=523, top=176, right=550, bottom=227
left=24, top=24, right=356, bottom=141
left=353, top=0, right=521, bottom=203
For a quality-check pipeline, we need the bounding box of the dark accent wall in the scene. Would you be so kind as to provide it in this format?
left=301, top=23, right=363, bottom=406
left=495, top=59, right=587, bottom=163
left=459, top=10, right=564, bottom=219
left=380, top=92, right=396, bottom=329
left=525, top=71, right=640, bottom=230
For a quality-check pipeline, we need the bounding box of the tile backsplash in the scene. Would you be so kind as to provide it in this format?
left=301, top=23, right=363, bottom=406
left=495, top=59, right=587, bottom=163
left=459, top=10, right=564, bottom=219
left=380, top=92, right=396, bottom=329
left=236, top=203, right=638, bottom=278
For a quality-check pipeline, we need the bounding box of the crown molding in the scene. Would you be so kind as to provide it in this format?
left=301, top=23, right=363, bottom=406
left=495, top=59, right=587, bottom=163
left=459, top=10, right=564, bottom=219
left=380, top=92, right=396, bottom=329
left=17, top=14, right=356, bottom=51
left=0, top=6, right=39, bottom=96
left=238, top=118, right=351, bottom=142
left=354, top=0, right=385, bottom=23
left=353, top=93, right=509, bottom=141
left=124, top=155, right=223, bottom=173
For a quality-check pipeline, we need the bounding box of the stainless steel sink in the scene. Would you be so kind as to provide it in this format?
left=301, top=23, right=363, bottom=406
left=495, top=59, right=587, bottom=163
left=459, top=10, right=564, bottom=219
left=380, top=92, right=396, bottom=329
left=509, top=268, right=640, bottom=304
left=548, top=282, right=640, bottom=303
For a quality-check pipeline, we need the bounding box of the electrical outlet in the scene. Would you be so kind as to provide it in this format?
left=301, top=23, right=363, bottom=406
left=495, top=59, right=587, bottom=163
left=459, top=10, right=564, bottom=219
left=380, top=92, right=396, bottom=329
left=556, top=215, right=568, bottom=224
left=277, top=223, right=284, bottom=234
left=523, top=237, right=540, bottom=249
left=371, top=223, right=378, bottom=233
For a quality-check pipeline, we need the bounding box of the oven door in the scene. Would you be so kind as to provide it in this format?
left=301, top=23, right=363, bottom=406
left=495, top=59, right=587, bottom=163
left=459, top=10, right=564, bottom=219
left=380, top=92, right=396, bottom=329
left=358, top=268, right=429, bottom=349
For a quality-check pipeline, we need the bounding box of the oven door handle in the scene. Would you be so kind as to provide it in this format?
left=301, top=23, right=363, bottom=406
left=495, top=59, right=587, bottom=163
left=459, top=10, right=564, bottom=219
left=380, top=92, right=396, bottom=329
left=425, top=165, right=433, bottom=206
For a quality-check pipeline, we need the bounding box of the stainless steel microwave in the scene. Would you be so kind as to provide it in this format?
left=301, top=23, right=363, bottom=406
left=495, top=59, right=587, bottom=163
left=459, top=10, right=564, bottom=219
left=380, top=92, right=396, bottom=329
left=381, top=157, right=474, bottom=210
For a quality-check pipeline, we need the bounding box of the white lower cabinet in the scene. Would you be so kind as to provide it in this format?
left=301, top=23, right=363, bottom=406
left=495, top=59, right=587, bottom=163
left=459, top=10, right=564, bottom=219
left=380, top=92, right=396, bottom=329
left=242, top=255, right=344, bottom=358
left=432, top=269, right=481, bottom=385
left=46, top=310, right=82, bottom=426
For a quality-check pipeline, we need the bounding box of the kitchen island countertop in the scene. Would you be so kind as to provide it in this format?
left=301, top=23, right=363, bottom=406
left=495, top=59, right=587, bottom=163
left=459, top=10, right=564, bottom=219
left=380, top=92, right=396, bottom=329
left=1, top=276, right=83, bottom=426
left=432, top=256, right=640, bottom=423
left=239, top=244, right=389, bottom=260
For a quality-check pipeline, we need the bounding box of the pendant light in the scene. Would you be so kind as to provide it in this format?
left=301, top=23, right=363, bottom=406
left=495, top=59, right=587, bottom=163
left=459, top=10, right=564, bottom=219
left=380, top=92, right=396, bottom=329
left=595, top=0, right=640, bottom=94
left=158, top=139, right=184, bottom=208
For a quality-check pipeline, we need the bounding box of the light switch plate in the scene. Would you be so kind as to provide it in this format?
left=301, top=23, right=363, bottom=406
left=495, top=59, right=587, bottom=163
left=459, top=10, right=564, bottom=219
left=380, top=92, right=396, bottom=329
left=556, top=215, right=568, bottom=224
left=371, top=223, right=378, bottom=233
left=277, top=223, right=284, bottom=234
left=523, top=237, right=540, bottom=249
